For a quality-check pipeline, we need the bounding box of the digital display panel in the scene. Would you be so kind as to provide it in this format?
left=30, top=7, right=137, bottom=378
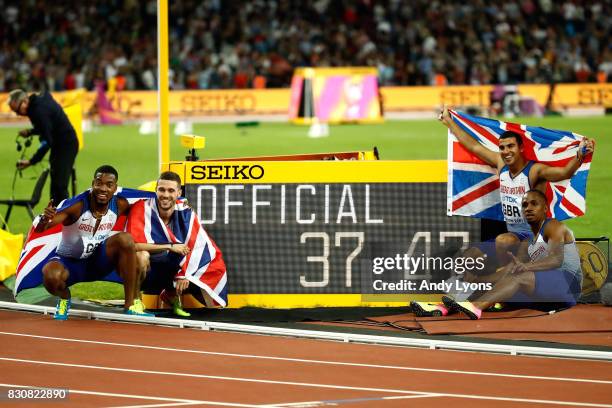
left=169, top=161, right=482, bottom=306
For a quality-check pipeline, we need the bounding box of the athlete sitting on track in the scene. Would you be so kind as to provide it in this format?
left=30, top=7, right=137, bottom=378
left=442, top=190, right=583, bottom=320
left=36, top=165, right=153, bottom=320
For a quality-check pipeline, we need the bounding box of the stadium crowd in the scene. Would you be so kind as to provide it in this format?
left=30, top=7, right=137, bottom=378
left=0, top=0, right=610, bottom=92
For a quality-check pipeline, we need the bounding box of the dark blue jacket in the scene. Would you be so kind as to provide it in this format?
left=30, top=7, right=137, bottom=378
left=26, top=92, right=78, bottom=164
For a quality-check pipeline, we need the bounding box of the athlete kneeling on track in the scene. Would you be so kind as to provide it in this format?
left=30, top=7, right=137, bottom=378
left=132, top=171, right=192, bottom=317
left=36, top=165, right=153, bottom=320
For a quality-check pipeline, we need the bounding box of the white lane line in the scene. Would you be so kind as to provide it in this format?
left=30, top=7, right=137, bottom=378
left=1, top=331, right=610, bottom=385
left=1, top=357, right=611, bottom=408
left=0, top=383, right=261, bottom=407
left=267, top=394, right=439, bottom=407
left=384, top=394, right=441, bottom=400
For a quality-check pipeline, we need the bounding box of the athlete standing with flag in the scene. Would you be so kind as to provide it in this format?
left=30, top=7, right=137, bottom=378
left=36, top=165, right=152, bottom=319
left=439, top=106, right=593, bottom=262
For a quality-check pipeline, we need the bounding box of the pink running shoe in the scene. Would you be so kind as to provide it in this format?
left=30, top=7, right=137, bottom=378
left=410, top=301, right=449, bottom=317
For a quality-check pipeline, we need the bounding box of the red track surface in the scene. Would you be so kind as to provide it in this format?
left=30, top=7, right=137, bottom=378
left=0, top=310, right=611, bottom=407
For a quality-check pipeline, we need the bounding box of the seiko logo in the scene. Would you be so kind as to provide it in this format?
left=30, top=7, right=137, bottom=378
left=190, top=165, right=264, bottom=180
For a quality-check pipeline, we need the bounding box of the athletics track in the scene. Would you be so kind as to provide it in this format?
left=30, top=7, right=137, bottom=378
left=0, top=308, right=611, bottom=408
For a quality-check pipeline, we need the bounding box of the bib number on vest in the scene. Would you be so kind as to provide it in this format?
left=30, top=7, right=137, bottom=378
left=85, top=242, right=101, bottom=255
left=502, top=203, right=522, bottom=220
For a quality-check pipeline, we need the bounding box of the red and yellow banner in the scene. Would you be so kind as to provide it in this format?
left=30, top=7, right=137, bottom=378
left=0, top=89, right=291, bottom=119
left=1, top=83, right=609, bottom=121
left=380, top=83, right=612, bottom=110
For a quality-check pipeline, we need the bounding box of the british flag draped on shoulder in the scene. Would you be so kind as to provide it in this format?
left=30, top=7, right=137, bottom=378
left=127, top=198, right=228, bottom=307
left=14, top=188, right=155, bottom=297
left=447, top=110, right=593, bottom=221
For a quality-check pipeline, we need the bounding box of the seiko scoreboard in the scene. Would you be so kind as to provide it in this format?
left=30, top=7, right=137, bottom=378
left=166, top=160, right=480, bottom=307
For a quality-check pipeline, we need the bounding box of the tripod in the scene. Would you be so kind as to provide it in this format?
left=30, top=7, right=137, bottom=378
left=10, top=133, right=77, bottom=204
left=11, top=134, right=34, bottom=200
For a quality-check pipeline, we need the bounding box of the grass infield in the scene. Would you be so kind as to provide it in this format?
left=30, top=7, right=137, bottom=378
left=1, top=116, right=610, bottom=300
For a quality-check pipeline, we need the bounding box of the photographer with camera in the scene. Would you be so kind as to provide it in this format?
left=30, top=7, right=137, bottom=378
left=8, top=89, right=78, bottom=206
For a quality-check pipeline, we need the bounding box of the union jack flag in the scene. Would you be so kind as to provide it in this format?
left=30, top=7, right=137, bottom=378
left=14, top=188, right=155, bottom=296
left=447, top=110, right=593, bottom=221
left=127, top=198, right=228, bottom=307
left=14, top=188, right=227, bottom=308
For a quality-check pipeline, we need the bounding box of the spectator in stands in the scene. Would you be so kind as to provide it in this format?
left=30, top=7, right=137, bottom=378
left=0, top=1, right=609, bottom=92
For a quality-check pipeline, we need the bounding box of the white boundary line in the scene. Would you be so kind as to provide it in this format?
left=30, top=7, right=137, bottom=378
left=0, top=301, right=611, bottom=361
left=1, top=358, right=611, bottom=408
left=267, top=394, right=440, bottom=407
left=0, top=331, right=610, bottom=385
